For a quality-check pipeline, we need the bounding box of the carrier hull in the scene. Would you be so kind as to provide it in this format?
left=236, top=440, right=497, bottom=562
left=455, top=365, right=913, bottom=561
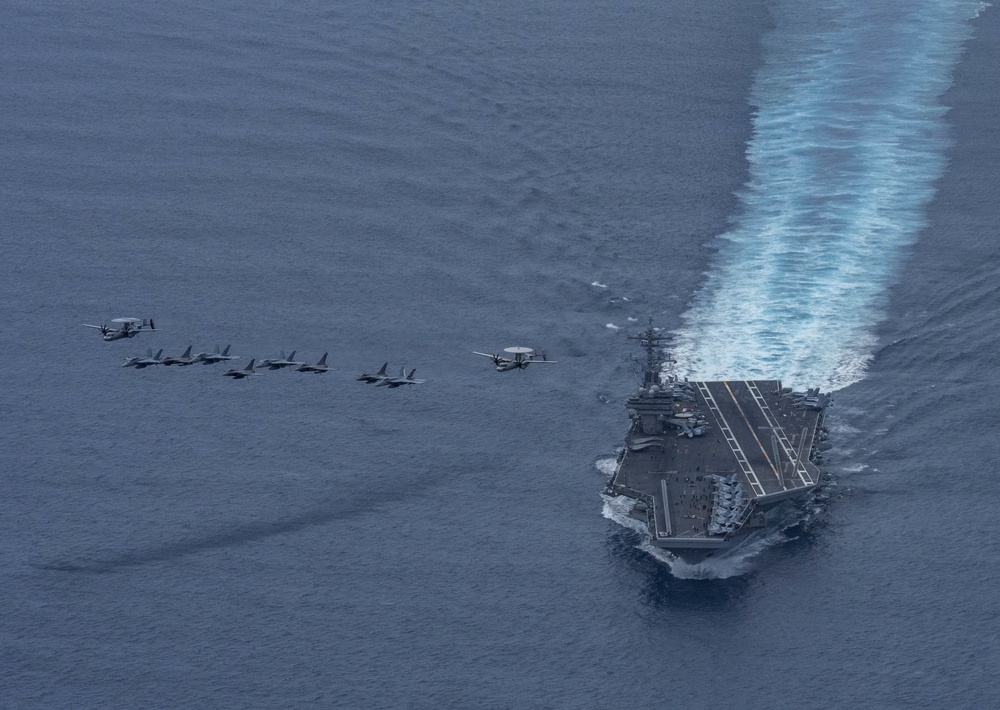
left=606, top=327, right=830, bottom=563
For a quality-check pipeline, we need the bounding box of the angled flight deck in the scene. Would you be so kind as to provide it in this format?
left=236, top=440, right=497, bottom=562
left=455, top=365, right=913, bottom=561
left=605, top=324, right=830, bottom=563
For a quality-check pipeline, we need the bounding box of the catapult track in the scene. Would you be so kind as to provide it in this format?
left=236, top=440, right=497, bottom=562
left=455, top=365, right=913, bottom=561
left=606, top=375, right=828, bottom=560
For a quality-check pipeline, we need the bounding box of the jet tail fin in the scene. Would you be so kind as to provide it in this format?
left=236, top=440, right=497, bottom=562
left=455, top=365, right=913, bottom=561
left=246, top=359, right=255, bottom=371
left=407, top=369, right=416, bottom=379
left=181, top=346, right=192, bottom=358
left=317, top=353, right=328, bottom=366
left=222, top=345, right=231, bottom=356
left=376, top=362, right=388, bottom=375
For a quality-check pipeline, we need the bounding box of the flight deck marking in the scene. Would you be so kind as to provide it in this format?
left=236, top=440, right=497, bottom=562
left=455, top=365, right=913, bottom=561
left=723, top=381, right=782, bottom=484
left=745, top=381, right=813, bottom=487
left=694, top=382, right=766, bottom=497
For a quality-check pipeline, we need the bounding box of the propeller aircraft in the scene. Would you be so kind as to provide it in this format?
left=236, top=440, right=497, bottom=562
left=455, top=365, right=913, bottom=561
left=473, top=347, right=557, bottom=372
left=83, top=317, right=156, bottom=341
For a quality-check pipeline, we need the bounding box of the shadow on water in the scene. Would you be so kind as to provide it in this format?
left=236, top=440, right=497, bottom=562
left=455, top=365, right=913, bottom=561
left=32, top=476, right=434, bottom=574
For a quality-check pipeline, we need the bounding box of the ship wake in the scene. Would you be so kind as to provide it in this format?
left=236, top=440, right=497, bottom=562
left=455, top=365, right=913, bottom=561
left=670, top=0, right=985, bottom=392
left=603, top=492, right=824, bottom=579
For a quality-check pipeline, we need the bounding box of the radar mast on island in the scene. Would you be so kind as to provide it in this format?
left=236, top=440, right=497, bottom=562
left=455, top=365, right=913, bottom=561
left=605, top=320, right=831, bottom=564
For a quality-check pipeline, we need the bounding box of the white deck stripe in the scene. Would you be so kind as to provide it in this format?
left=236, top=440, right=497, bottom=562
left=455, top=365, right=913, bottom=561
left=723, top=381, right=781, bottom=483
left=745, top=381, right=813, bottom=486
left=660, top=479, right=673, bottom=536
left=694, top=382, right=766, bottom=497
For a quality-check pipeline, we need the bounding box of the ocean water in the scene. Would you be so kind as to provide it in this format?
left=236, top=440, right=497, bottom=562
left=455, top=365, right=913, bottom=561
left=2, top=1, right=998, bottom=708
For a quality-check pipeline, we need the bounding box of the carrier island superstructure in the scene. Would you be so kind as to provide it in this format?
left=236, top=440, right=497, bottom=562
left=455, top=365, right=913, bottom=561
left=605, top=324, right=831, bottom=564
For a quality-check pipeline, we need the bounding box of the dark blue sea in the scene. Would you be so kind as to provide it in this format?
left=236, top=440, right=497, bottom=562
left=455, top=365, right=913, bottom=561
left=3, top=1, right=998, bottom=707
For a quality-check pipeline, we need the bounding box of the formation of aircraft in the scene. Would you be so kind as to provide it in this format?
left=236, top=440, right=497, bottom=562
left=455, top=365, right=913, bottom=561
left=82, top=317, right=156, bottom=341
left=118, top=345, right=336, bottom=378
left=88, top=317, right=561, bottom=387
left=473, top=347, right=557, bottom=372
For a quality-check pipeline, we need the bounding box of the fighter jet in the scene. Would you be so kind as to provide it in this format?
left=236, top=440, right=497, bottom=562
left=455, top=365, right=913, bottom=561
left=160, top=346, right=203, bottom=366
left=258, top=350, right=303, bottom=370
left=376, top=367, right=425, bottom=388
left=122, top=348, right=164, bottom=369
left=200, top=345, right=240, bottom=365
left=223, top=359, right=261, bottom=379
left=83, top=317, right=156, bottom=341
left=296, top=353, right=332, bottom=374
left=473, top=347, right=557, bottom=372
left=356, top=363, right=389, bottom=384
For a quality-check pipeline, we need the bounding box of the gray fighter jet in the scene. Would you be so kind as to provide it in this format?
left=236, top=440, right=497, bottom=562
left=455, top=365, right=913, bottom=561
left=258, top=350, right=303, bottom=370
left=473, top=347, right=557, bottom=372
left=356, top=363, right=389, bottom=384
left=83, top=317, right=156, bottom=341
left=200, top=345, right=239, bottom=365
left=296, top=353, right=331, bottom=374
left=161, top=345, right=203, bottom=366
left=376, top=367, right=425, bottom=388
left=223, top=359, right=261, bottom=379
left=122, top=348, right=164, bottom=369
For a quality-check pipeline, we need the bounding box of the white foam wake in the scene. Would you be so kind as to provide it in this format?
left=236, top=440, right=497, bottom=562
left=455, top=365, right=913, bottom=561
left=604, top=492, right=825, bottom=579
left=672, top=0, right=985, bottom=391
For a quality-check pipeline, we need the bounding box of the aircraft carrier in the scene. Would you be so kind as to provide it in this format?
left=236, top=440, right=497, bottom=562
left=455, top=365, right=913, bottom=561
left=605, top=324, right=831, bottom=564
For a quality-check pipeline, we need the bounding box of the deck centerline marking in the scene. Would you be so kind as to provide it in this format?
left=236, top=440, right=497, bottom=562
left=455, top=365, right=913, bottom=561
left=694, top=381, right=766, bottom=497
left=745, top=381, right=812, bottom=486
left=723, top=381, right=781, bottom=483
